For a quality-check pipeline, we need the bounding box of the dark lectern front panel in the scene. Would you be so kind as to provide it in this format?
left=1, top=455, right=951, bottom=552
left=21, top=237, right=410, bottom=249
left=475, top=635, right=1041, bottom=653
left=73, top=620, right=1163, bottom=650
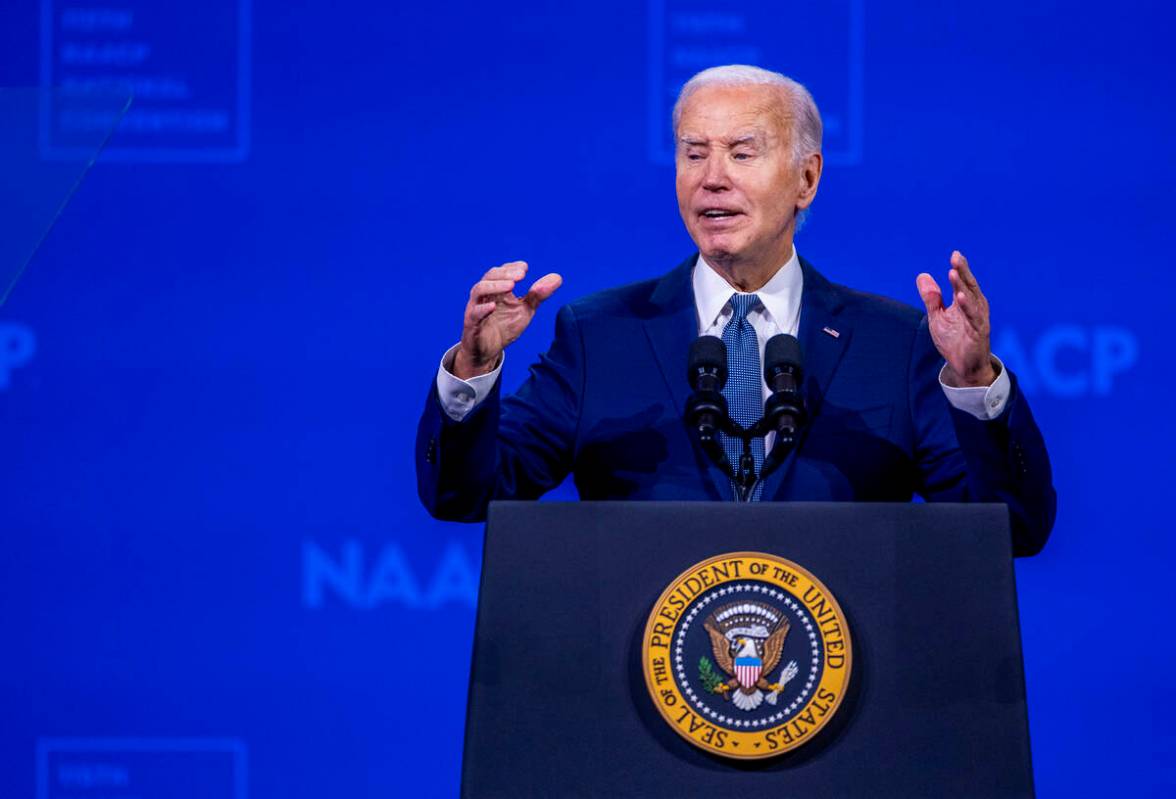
left=463, top=502, right=1032, bottom=798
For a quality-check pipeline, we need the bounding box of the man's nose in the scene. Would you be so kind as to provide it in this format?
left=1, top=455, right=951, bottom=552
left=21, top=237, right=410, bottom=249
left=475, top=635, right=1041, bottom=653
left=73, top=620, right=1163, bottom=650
left=701, top=153, right=732, bottom=191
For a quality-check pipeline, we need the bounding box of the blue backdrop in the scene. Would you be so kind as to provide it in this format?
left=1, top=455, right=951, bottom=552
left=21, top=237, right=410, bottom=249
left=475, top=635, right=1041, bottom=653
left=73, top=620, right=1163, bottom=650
left=3, top=1, right=1174, bottom=796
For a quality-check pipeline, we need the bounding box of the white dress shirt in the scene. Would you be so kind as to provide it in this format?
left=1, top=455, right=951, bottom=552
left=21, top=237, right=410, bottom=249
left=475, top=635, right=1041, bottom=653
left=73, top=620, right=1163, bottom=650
left=436, top=250, right=1010, bottom=424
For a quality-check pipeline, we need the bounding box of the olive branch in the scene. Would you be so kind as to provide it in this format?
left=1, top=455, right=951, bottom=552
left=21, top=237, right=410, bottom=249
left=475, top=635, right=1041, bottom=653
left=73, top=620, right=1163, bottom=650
left=698, top=656, right=724, bottom=693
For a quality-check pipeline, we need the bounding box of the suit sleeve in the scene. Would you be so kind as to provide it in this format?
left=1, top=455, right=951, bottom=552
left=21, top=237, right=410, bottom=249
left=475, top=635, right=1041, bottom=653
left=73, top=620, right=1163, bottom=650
left=908, top=316, right=1057, bottom=556
left=415, top=304, right=584, bottom=522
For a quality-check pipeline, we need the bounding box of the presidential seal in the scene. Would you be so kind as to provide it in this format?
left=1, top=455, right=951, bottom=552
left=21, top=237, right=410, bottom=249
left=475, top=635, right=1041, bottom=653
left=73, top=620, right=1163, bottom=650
left=642, top=552, right=852, bottom=759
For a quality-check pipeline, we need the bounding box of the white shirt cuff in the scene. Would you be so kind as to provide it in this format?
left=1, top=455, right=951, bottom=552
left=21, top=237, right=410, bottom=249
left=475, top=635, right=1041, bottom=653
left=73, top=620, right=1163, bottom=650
left=436, top=343, right=503, bottom=421
left=938, top=355, right=1011, bottom=420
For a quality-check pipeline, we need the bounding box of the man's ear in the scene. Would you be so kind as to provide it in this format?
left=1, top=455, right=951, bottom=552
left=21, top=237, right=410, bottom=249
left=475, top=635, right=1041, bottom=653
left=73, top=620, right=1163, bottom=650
left=797, top=152, right=823, bottom=210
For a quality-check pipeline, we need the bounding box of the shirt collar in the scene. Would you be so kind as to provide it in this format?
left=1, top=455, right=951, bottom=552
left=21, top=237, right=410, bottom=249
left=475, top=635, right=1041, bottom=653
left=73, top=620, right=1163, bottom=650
left=692, top=247, right=804, bottom=333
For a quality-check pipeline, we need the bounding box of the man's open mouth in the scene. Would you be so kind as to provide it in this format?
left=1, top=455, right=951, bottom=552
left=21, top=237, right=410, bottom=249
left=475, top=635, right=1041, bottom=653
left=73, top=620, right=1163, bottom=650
left=700, top=209, right=741, bottom=219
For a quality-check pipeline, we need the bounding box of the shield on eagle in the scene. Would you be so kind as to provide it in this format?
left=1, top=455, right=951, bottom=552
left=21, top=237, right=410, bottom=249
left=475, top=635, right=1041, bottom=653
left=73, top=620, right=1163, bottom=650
left=734, top=654, right=763, bottom=690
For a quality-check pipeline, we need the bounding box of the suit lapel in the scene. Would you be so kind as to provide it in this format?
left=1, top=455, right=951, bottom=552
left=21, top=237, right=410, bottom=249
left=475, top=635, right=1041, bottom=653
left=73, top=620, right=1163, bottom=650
left=762, top=257, right=853, bottom=501
left=642, top=256, right=733, bottom=501
left=642, top=258, right=696, bottom=420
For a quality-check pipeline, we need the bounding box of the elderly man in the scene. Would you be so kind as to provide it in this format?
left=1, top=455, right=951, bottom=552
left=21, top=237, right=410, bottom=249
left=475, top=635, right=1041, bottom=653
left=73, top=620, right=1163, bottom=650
left=416, top=65, right=1055, bottom=556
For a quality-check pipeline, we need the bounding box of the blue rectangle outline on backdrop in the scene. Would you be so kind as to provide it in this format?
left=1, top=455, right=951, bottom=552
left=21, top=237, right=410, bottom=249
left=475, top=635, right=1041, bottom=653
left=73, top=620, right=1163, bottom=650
left=646, top=0, right=864, bottom=166
left=35, top=737, right=247, bottom=799
left=37, top=0, right=252, bottom=163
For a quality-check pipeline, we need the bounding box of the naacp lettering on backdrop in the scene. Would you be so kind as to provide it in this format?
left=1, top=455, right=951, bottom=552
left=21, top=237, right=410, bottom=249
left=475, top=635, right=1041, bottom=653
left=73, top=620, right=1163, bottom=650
left=41, top=1, right=251, bottom=161
left=995, top=324, right=1138, bottom=398
left=647, top=0, right=863, bottom=165
left=37, top=738, right=246, bottom=799
left=303, top=540, right=479, bottom=611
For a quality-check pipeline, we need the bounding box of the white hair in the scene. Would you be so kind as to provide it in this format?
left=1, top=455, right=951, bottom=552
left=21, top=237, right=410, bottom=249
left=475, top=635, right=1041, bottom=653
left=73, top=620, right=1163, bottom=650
left=671, top=65, right=823, bottom=164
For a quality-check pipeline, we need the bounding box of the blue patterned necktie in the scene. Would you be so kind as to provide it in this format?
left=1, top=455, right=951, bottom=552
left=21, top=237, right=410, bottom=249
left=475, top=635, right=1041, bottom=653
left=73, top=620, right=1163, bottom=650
left=721, top=293, right=765, bottom=501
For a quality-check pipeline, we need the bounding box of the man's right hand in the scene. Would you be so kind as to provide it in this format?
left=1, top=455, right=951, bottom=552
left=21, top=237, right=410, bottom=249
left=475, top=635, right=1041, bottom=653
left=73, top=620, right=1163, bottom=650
left=452, top=261, right=563, bottom=380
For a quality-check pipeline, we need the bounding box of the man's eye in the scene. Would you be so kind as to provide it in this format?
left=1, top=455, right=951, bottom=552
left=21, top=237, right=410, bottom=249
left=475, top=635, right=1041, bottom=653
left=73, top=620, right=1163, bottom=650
left=732, top=152, right=753, bottom=161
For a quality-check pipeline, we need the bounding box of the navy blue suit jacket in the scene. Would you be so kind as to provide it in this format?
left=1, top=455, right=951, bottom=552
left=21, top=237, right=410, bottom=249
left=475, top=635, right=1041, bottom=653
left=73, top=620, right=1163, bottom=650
left=416, top=256, right=1056, bottom=556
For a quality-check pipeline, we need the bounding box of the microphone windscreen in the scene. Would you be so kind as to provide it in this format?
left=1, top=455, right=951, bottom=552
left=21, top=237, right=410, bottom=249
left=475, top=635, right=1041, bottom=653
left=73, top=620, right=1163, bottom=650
left=688, top=335, right=728, bottom=387
left=764, top=334, right=803, bottom=374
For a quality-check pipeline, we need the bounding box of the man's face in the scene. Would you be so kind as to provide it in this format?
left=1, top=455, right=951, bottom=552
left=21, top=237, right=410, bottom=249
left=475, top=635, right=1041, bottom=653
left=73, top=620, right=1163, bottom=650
left=675, top=84, right=820, bottom=271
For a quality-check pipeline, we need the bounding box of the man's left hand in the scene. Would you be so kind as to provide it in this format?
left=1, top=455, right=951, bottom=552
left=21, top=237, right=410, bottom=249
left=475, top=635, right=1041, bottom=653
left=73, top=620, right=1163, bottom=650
left=916, top=250, right=997, bottom=387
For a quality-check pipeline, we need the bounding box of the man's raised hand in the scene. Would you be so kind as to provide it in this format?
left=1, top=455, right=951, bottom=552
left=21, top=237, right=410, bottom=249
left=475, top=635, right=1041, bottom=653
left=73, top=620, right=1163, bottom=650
left=453, top=261, right=563, bottom=380
left=916, top=250, right=997, bottom=388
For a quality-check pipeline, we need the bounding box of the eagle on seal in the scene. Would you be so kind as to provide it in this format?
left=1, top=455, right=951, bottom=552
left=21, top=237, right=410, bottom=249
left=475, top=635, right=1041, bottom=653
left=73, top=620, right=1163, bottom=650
left=704, top=602, right=794, bottom=712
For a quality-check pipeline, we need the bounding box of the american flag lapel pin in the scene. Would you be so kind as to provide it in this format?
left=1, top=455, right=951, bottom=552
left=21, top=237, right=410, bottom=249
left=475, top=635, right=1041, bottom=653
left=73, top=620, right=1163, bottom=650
left=822, top=326, right=841, bottom=338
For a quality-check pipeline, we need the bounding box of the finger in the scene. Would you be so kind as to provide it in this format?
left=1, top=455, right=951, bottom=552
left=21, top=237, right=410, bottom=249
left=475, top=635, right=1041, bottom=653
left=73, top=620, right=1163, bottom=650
left=950, top=250, right=981, bottom=293
left=523, top=273, right=563, bottom=309
left=482, top=261, right=528, bottom=281
left=953, top=288, right=989, bottom=329
left=470, top=278, right=518, bottom=301
left=915, top=272, right=943, bottom=315
left=468, top=301, right=497, bottom=323
left=947, top=268, right=973, bottom=305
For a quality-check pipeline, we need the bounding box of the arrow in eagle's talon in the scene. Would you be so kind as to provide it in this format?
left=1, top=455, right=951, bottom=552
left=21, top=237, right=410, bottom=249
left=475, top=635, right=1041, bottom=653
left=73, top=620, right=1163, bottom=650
left=767, top=660, right=800, bottom=703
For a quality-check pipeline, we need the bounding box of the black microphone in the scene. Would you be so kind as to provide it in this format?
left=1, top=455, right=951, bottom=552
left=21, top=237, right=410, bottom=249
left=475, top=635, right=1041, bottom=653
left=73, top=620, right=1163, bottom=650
left=685, top=336, right=729, bottom=444
left=763, top=334, right=806, bottom=450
